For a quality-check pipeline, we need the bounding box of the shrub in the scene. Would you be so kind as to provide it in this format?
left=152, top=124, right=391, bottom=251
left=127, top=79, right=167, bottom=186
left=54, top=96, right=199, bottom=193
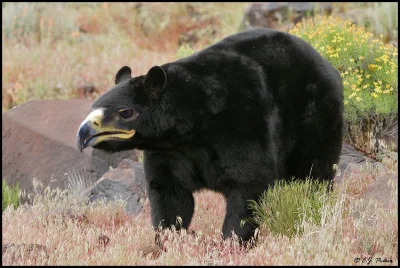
left=2, top=2, right=80, bottom=44
left=341, top=2, right=398, bottom=45
left=2, top=179, right=20, bottom=212
left=176, top=44, right=196, bottom=59
left=289, top=16, right=398, bottom=156
left=247, top=178, right=335, bottom=238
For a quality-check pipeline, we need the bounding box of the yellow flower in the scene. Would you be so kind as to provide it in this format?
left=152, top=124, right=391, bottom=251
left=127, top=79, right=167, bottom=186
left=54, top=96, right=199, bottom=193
left=356, top=97, right=361, bottom=102
left=350, top=58, right=355, bottom=63
left=359, top=56, right=363, bottom=60
left=365, top=74, right=371, bottom=78
left=343, top=47, right=348, bottom=51
left=371, top=92, right=378, bottom=98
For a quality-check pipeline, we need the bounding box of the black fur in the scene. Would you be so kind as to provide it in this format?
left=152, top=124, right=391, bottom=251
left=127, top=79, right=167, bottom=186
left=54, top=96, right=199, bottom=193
left=91, top=29, right=344, bottom=242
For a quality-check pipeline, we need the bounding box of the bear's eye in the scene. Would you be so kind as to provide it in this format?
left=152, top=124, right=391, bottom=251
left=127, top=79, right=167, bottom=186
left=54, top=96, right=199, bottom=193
left=119, top=109, right=135, bottom=119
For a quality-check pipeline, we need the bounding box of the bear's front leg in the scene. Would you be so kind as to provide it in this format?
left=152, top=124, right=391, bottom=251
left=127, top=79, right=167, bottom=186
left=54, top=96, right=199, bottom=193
left=148, top=181, right=195, bottom=232
left=138, top=172, right=194, bottom=258
left=222, top=188, right=259, bottom=243
left=144, top=151, right=196, bottom=242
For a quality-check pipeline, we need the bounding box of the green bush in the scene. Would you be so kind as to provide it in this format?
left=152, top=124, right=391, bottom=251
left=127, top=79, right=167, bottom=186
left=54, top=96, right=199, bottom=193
left=248, top=179, right=335, bottom=237
left=2, top=179, right=20, bottom=212
left=176, top=44, right=196, bottom=59
left=289, top=16, right=398, bottom=155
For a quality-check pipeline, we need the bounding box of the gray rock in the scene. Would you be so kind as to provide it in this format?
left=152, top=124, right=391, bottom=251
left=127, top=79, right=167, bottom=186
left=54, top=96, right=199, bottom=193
left=85, top=159, right=147, bottom=216
left=360, top=173, right=397, bottom=209
left=240, top=2, right=332, bottom=31
left=2, top=99, right=139, bottom=201
left=351, top=173, right=397, bottom=226
left=335, top=143, right=383, bottom=183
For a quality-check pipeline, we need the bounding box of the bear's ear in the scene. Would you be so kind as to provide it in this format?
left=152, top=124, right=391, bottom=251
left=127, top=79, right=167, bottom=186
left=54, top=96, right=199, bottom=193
left=115, top=66, right=132, bottom=84
left=144, top=66, right=167, bottom=100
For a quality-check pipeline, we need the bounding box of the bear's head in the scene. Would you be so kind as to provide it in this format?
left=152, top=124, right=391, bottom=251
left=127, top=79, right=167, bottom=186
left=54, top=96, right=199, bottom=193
left=77, top=65, right=183, bottom=152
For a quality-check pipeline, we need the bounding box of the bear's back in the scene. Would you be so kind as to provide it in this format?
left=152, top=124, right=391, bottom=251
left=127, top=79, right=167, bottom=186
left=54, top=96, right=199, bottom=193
left=178, top=28, right=326, bottom=73
left=166, top=28, right=342, bottom=117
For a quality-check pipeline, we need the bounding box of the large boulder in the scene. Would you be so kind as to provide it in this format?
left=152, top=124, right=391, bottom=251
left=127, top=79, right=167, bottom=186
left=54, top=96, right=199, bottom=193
left=84, top=159, right=147, bottom=216
left=2, top=99, right=139, bottom=198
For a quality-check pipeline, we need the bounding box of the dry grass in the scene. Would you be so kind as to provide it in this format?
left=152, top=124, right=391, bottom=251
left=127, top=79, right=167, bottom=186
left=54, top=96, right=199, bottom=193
left=2, top=2, right=247, bottom=111
left=2, top=160, right=398, bottom=265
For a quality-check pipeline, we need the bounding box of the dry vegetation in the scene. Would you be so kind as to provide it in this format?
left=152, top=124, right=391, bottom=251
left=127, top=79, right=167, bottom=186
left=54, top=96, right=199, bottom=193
left=2, top=160, right=398, bottom=265
left=2, top=2, right=247, bottom=111
left=2, top=2, right=398, bottom=266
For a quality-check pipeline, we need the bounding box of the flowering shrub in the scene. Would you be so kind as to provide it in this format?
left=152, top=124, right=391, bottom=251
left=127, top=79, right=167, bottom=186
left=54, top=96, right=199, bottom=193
left=290, top=16, right=398, bottom=155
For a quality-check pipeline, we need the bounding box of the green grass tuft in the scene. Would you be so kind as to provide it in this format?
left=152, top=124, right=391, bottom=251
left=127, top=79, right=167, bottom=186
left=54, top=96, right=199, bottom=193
left=2, top=178, right=21, bottom=212
left=248, top=178, right=337, bottom=237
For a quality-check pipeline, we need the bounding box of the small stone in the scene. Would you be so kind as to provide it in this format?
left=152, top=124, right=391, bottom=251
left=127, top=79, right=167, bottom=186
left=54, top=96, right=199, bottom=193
left=98, top=234, right=110, bottom=247
left=139, top=244, right=163, bottom=259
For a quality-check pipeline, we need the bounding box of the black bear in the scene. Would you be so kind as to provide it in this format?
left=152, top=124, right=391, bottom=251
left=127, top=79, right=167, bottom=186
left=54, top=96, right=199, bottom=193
left=77, top=28, right=344, bottom=243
